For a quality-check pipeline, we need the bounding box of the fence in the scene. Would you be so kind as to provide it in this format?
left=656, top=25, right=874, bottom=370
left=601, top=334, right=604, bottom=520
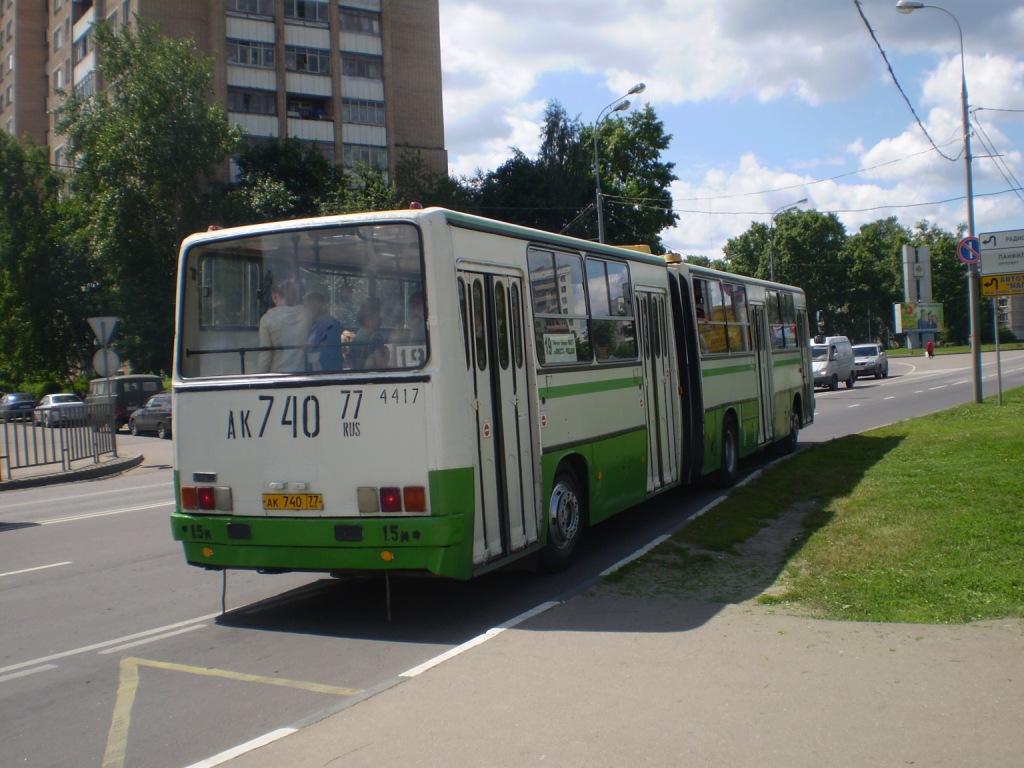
left=1, top=403, right=117, bottom=481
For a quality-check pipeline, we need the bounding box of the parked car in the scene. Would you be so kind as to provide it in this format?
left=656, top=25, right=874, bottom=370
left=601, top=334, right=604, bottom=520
left=852, top=343, right=889, bottom=379
left=1, top=392, right=38, bottom=422
left=34, top=393, right=87, bottom=427
left=86, top=374, right=164, bottom=430
left=129, top=392, right=172, bottom=439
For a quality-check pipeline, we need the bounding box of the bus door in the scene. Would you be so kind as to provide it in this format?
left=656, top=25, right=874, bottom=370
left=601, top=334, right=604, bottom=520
left=750, top=305, right=774, bottom=443
left=635, top=289, right=679, bottom=491
left=459, top=269, right=538, bottom=567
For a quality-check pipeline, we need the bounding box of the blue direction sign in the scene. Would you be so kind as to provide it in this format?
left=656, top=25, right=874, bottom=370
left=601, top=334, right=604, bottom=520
left=957, top=236, right=981, bottom=265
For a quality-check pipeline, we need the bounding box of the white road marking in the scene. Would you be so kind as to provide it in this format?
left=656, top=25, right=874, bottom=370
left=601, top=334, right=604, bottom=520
left=0, top=664, right=58, bottom=684
left=0, top=561, right=72, bottom=578
left=40, top=501, right=171, bottom=525
left=97, top=625, right=206, bottom=654
left=0, top=612, right=221, bottom=676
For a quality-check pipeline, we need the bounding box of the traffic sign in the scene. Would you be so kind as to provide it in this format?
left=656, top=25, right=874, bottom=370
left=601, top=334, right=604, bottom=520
left=980, top=272, right=1024, bottom=298
left=957, top=236, right=981, bottom=265
left=93, top=348, right=121, bottom=377
left=88, top=316, right=120, bottom=346
left=979, top=229, right=1024, bottom=276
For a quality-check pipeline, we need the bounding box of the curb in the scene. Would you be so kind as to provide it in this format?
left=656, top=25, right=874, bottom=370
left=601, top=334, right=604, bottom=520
left=0, top=454, right=144, bottom=491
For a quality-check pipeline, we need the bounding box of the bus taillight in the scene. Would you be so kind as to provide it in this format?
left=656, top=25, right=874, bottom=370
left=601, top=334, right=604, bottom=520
left=357, top=485, right=427, bottom=514
left=380, top=487, right=402, bottom=512
left=180, top=485, right=233, bottom=512
left=403, top=486, right=426, bottom=512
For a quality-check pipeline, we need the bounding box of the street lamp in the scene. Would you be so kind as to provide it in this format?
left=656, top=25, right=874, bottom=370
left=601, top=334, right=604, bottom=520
left=896, top=0, right=982, bottom=403
left=593, top=82, right=646, bottom=243
left=769, top=198, right=807, bottom=282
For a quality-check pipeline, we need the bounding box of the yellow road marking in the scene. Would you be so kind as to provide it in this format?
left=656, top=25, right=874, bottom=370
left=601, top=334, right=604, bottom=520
left=103, top=656, right=362, bottom=768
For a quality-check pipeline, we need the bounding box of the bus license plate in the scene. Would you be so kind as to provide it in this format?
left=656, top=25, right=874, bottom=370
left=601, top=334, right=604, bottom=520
left=262, top=493, right=324, bottom=511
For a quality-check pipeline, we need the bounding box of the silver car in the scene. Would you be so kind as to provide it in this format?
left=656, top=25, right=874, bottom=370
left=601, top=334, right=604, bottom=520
left=34, top=393, right=86, bottom=427
left=852, top=343, right=889, bottom=379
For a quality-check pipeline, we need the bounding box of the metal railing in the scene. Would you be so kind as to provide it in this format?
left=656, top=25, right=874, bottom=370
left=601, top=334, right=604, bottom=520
left=1, top=404, right=117, bottom=481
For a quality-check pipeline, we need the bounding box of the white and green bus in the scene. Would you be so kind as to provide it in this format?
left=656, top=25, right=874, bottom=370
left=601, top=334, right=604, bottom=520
left=170, top=208, right=813, bottom=579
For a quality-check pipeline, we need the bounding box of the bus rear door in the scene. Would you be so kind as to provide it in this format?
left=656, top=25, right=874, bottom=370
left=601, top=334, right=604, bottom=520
left=460, top=269, right=539, bottom=568
left=636, top=289, right=679, bottom=491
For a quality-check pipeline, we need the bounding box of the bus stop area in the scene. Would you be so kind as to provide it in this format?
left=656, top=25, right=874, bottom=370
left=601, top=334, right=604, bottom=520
left=218, top=592, right=1023, bottom=768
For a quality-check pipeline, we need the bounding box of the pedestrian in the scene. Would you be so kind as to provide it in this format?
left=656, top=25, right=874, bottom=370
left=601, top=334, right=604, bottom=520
left=925, top=338, right=934, bottom=359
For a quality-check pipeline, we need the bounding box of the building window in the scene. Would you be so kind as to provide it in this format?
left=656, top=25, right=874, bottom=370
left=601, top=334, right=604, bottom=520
left=72, top=30, right=92, bottom=66
left=284, top=0, right=329, bottom=23
left=341, top=98, right=384, bottom=125
left=227, top=39, right=275, bottom=69
left=341, top=53, right=382, bottom=80
left=286, top=94, right=331, bottom=120
left=343, top=143, right=387, bottom=170
left=227, top=87, right=277, bottom=116
left=226, top=0, right=275, bottom=16
left=338, top=7, right=381, bottom=35
left=285, top=45, right=330, bottom=75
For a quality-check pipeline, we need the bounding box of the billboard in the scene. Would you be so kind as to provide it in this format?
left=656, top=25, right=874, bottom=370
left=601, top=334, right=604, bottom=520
left=894, top=302, right=944, bottom=334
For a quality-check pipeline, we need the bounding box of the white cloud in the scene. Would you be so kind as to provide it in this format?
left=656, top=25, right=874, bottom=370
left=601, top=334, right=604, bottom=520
left=437, top=0, right=1024, bottom=254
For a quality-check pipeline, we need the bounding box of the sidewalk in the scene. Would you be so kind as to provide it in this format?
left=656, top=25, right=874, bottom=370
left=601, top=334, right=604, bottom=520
left=216, top=593, right=1024, bottom=768
left=0, top=452, right=142, bottom=490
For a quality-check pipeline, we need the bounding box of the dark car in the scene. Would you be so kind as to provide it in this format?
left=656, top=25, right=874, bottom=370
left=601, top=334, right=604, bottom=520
left=852, top=343, right=889, bottom=379
left=1, top=392, right=38, bottom=422
left=129, top=392, right=172, bottom=439
left=86, top=374, right=164, bottom=431
left=34, top=393, right=86, bottom=427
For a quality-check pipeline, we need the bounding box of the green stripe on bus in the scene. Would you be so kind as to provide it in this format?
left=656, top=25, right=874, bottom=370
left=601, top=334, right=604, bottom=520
left=773, top=356, right=803, bottom=368
left=539, top=376, right=640, bottom=399
left=701, top=362, right=754, bottom=376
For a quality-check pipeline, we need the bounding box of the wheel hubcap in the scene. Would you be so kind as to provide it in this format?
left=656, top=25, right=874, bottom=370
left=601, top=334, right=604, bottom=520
left=549, top=482, right=580, bottom=548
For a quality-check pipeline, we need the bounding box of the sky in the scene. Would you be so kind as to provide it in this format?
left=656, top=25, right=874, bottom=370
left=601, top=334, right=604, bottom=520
left=435, top=0, right=1024, bottom=259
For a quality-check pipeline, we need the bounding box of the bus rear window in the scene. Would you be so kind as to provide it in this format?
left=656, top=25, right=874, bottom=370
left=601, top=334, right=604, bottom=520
left=179, top=222, right=427, bottom=378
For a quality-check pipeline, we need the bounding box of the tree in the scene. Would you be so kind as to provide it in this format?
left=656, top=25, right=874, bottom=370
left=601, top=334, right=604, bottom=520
left=226, top=137, right=342, bottom=225
left=56, top=19, right=239, bottom=374
left=843, top=217, right=910, bottom=345
left=724, top=210, right=851, bottom=336
left=0, top=134, right=91, bottom=384
left=585, top=105, right=678, bottom=251
left=473, top=101, right=677, bottom=250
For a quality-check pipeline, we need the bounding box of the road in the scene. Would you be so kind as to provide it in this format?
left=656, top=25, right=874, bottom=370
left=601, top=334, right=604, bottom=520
left=2, top=351, right=1022, bottom=768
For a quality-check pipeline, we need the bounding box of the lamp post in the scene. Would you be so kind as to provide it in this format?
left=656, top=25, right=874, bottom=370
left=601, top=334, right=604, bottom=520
left=593, top=82, right=646, bottom=243
left=769, top=198, right=807, bottom=282
left=896, top=0, right=982, bottom=403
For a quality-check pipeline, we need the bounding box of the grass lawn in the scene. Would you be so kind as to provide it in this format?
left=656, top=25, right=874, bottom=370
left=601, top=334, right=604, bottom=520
left=604, top=387, right=1024, bottom=624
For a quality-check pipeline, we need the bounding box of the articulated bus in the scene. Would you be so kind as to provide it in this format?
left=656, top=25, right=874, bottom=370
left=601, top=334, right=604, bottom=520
left=170, top=208, right=813, bottom=579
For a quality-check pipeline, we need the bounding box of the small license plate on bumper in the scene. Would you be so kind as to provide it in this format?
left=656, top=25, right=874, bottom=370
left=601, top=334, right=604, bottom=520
left=262, top=493, right=324, bottom=511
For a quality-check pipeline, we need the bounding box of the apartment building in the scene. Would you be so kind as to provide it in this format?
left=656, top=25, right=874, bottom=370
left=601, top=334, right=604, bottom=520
left=1, top=0, right=447, bottom=177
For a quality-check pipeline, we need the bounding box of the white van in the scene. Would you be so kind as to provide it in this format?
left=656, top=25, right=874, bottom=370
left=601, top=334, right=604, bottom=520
left=810, top=335, right=856, bottom=390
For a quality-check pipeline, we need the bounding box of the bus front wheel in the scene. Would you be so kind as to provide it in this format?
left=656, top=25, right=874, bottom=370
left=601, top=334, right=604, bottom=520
left=540, top=469, right=583, bottom=571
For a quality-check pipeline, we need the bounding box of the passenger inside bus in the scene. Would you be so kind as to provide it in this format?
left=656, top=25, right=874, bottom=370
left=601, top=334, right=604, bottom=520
left=304, top=291, right=344, bottom=371
left=347, top=298, right=388, bottom=369
left=257, top=277, right=311, bottom=373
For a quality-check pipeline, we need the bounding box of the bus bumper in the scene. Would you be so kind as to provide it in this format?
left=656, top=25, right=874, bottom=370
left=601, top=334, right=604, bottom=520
left=170, top=511, right=472, bottom=579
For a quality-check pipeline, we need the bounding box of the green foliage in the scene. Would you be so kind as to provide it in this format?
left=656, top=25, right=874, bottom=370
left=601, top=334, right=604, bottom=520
left=56, top=19, right=239, bottom=374
left=475, top=101, right=677, bottom=250
left=227, top=137, right=341, bottom=224
left=0, top=133, right=92, bottom=383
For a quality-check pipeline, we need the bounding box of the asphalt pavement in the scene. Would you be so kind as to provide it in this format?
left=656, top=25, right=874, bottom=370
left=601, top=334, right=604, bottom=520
left=211, top=593, right=1023, bottom=768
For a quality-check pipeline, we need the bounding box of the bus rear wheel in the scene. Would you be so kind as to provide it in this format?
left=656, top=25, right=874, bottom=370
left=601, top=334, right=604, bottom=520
left=784, top=407, right=800, bottom=454
left=715, top=417, right=740, bottom=487
left=540, top=468, right=583, bottom=571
